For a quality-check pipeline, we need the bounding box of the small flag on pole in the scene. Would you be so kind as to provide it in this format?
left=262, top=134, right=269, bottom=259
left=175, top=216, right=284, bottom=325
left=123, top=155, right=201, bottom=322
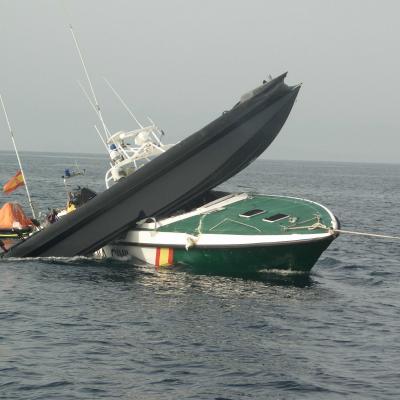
left=3, top=170, right=25, bottom=194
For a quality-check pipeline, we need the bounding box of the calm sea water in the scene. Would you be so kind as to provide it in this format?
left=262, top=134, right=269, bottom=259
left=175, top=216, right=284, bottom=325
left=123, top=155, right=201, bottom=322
left=1, top=152, right=400, bottom=399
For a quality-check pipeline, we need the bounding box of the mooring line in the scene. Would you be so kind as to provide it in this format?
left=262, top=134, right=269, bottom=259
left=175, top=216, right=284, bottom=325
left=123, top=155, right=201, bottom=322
left=287, top=223, right=400, bottom=241
left=334, top=229, right=400, bottom=241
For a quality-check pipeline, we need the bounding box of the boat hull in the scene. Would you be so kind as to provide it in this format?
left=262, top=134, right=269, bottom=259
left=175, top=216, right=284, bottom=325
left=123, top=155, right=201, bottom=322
left=102, top=235, right=335, bottom=276
left=101, top=192, right=339, bottom=276
left=175, top=237, right=334, bottom=274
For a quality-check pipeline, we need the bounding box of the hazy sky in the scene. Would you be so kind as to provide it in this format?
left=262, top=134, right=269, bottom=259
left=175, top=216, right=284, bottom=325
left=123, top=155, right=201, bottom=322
left=0, top=0, right=399, bottom=163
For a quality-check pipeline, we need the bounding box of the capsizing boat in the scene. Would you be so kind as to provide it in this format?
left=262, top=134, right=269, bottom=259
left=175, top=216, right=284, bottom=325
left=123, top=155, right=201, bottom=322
left=91, top=78, right=339, bottom=274
left=52, top=73, right=339, bottom=275
left=1, top=18, right=339, bottom=273
left=4, top=73, right=301, bottom=258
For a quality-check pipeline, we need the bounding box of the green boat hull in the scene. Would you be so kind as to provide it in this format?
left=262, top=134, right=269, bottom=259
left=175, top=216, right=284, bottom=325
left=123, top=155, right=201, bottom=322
left=157, top=237, right=334, bottom=276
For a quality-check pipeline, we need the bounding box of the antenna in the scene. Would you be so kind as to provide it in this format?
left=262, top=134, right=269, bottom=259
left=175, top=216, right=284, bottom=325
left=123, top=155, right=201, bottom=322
left=0, top=94, right=37, bottom=219
left=77, top=80, right=97, bottom=116
left=94, top=124, right=110, bottom=151
left=77, top=80, right=111, bottom=143
left=68, top=24, right=110, bottom=139
left=103, top=77, right=143, bottom=129
left=146, top=116, right=163, bottom=145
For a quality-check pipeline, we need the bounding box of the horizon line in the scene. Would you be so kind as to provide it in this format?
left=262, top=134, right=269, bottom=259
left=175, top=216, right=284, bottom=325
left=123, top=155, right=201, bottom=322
left=0, top=149, right=399, bottom=166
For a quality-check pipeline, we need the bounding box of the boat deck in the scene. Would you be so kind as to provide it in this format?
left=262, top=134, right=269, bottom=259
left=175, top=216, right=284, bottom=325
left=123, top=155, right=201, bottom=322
left=155, top=194, right=336, bottom=236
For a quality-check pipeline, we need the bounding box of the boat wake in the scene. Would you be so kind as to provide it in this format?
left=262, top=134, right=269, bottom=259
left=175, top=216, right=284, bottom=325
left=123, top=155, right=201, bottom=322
left=0, top=255, right=111, bottom=268
left=258, top=268, right=309, bottom=275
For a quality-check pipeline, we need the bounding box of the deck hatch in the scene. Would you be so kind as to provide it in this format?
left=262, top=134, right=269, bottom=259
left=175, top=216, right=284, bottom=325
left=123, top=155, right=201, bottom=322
left=263, top=213, right=289, bottom=222
left=239, top=209, right=266, bottom=218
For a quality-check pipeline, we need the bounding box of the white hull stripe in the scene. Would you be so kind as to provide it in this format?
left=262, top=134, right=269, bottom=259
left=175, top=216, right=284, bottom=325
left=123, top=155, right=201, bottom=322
left=113, top=231, right=335, bottom=248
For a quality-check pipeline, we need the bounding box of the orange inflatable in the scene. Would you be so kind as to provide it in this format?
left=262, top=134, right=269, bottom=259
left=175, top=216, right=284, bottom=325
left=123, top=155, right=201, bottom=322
left=0, top=202, right=33, bottom=229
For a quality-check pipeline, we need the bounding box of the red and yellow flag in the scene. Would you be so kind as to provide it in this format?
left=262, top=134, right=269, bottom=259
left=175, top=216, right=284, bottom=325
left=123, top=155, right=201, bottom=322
left=3, top=170, right=24, bottom=194
left=155, top=247, right=174, bottom=267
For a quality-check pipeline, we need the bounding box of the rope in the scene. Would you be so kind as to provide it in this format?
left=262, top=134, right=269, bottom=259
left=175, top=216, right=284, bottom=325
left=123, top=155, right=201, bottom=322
left=209, top=218, right=262, bottom=233
left=185, top=235, right=199, bottom=250
left=333, top=229, right=400, bottom=241
left=284, top=216, right=395, bottom=240
left=195, top=214, right=207, bottom=235
left=286, top=211, right=400, bottom=241
left=287, top=223, right=400, bottom=241
left=186, top=213, right=208, bottom=250
left=283, top=214, right=323, bottom=231
left=284, top=214, right=327, bottom=232
left=285, top=222, right=329, bottom=231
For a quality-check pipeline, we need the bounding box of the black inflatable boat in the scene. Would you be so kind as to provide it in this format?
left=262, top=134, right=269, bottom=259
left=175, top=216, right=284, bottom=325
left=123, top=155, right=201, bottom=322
left=5, top=73, right=300, bottom=258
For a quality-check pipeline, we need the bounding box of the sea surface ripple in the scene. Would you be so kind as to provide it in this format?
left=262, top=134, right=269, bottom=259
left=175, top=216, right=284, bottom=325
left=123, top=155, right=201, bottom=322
left=1, top=152, right=400, bottom=399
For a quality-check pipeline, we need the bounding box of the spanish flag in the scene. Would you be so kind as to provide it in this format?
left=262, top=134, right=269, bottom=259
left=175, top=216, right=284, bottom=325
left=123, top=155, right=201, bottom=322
left=3, top=170, right=25, bottom=194
left=155, top=247, right=174, bottom=267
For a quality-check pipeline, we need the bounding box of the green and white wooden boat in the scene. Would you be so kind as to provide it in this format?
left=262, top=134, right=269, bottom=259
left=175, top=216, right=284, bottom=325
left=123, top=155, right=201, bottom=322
left=101, top=191, right=339, bottom=275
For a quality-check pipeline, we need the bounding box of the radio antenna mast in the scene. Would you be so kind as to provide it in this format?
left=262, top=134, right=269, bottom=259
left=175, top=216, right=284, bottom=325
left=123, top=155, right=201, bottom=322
left=103, top=77, right=143, bottom=129
left=69, top=24, right=111, bottom=139
left=0, top=94, right=37, bottom=219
